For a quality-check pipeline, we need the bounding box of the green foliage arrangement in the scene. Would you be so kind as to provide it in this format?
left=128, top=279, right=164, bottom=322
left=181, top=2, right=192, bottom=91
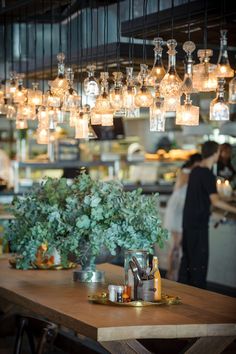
left=6, top=174, right=168, bottom=269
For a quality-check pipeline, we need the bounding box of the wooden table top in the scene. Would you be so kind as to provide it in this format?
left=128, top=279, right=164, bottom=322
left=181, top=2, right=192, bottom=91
left=0, top=258, right=236, bottom=342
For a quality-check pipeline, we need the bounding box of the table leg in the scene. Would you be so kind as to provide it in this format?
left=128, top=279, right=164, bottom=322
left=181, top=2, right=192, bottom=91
left=184, top=336, right=236, bottom=354
left=100, top=339, right=151, bottom=354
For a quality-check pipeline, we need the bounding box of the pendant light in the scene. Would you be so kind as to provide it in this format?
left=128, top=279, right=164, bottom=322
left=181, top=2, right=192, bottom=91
left=84, top=65, right=100, bottom=98
left=176, top=41, right=199, bottom=126
left=210, top=78, right=229, bottom=121
left=93, top=72, right=114, bottom=126
left=192, top=0, right=217, bottom=92
left=150, top=90, right=165, bottom=132
left=148, top=37, right=166, bottom=87
left=123, top=67, right=136, bottom=115
left=214, top=30, right=234, bottom=78
left=229, top=73, right=236, bottom=104
left=160, top=39, right=182, bottom=112
left=110, top=72, right=123, bottom=111
left=135, top=64, right=153, bottom=108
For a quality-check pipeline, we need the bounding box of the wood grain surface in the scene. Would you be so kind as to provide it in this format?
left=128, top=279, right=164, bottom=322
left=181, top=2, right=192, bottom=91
left=0, top=257, right=236, bottom=342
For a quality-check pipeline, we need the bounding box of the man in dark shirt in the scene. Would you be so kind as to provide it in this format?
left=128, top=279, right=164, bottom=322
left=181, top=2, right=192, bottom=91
left=178, top=141, right=236, bottom=289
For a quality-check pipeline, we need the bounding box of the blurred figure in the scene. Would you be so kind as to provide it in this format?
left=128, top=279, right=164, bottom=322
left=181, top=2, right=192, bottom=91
left=217, top=143, right=235, bottom=181
left=164, top=153, right=202, bottom=281
left=178, top=141, right=236, bottom=289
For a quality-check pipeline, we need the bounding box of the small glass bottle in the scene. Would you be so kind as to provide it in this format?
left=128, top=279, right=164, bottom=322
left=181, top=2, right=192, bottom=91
left=160, top=39, right=182, bottom=112
left=150, top=256, right=162, bottom=301
left=214, top=30, right=234, bottom=78
left=210, top=78, right=229, bottom=121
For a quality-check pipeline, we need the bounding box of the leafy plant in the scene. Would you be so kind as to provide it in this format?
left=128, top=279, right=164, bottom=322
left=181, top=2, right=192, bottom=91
left=6, top=174, right=168, bottom=269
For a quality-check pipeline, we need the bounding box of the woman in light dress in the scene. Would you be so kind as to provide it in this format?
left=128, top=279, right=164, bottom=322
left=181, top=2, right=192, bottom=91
left=164, top=153, right=202, bottom=281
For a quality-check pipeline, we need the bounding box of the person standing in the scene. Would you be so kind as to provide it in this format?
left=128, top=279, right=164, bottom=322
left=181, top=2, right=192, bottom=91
left=178, top=141, right=236, bottom=289
left=217, top=143, right=235, bottom=181
left=164, top=153, right=202, bottom=281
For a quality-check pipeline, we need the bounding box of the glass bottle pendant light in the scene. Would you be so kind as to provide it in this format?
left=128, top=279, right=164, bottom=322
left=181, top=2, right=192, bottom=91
left=122, top=67, right=136, bottom=116
left=148, top=37, right=166, bottom=87
left=210, top=78, right=229, bottom=121
left=83, top=65, right=99, bottom=98
left=63, top=68, right=81, bottom=111
left=176, top=41, right=199, bottom=126
left=93, top=72, right=114, bottom=126
left=13, top=74, right=27, bottom=105
left=181, top=41, right=197, bottom=94
left=214, top=30, right=234, bottom=78
left=229, top=72, right=236, bottom=104
left=27, top=82, right=43, bottom=107
left=110, top=72, right=123, bottom=111
left=49, top=52, right=69, bottom=97
left=16, top=118, right=28, bottom=129
left=192, top=49, right=217, bottom=92
left=150, top=90, right=165, bottom=132
left=135, top=64, right=153, bottom=108
left=160, top=39, right=182, bottom=112
left=75, top=110, right=89, bottom=139
left=176, top=94, right=199, bottom=126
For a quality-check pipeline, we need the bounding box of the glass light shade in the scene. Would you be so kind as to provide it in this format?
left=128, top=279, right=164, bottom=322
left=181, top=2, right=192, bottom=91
left=210, top=78, right=229, bottom=121
left=63, top=90, right=81, bottom=111
left=6, top=104, right=17, bottom=119
left=229, top=75, right=236, bottom=104
left=13, top=88, right=27, bottom=104
left=160, top=39, right=182, bottom=111
left=16, top=119, right=28, bottom=129
left=176, top=101, right=199, bottom=126
left=210, top=100, right=229, bottom=121
left=55, top=108, right=66, bottom=124
left=123, top=86, right=136, bottom=109
left=36, top=128, right=50, bottom=144
left=192, top=49, right=217, bottom=92
left=148, top=37, right=166, bottom=86
left=91, top=111, right=102, bottom=125
left=69, top=110, right=78, bottom=127
left=46, top=91, right=61, bottom=108
left=37, top=107, right=49, bottom=127
left=109, top=89, right=123, bottom=110
left=150, top=99, right=165, bottom=131
left=75, top=116, right=89, bottom=139
left=94, top=93, right=111, bottom=113
left=0, top=101, right=6, bottom=115
left=214, top=30, right=234, bottom=78
left=101, top=112, right=114, bottom=126
left=110, top=72, right=123, bottom=110
left=134, top=86, right=153, bottom=107
left=84, top=65, right=99, bottom=97
left=18, top=104, right=35, bottom=120
left=27, top=83, right=43, bottom=106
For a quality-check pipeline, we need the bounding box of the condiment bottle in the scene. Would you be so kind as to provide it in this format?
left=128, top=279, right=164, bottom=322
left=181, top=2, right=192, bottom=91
left=151, top=256, right=162, bottom=301
left=108, top=285, right=116, bottom=302
left=122, top=285, right=131, bottom=303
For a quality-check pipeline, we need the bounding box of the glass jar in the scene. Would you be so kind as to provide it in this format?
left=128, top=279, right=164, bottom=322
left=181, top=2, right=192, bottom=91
left=124, top=249, right=148, bottom=285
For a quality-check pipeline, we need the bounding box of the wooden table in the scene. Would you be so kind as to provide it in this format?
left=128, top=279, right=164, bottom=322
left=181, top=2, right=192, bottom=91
left=0, top=258, right=235, bottom=354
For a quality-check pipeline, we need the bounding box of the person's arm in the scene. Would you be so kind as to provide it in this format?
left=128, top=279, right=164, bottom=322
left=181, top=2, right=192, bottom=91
left=210, top=193, right=236, bottom=214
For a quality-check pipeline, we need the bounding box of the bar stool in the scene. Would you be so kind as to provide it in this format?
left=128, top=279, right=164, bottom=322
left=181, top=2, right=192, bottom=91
left=13, top=314, right=58, bottom=354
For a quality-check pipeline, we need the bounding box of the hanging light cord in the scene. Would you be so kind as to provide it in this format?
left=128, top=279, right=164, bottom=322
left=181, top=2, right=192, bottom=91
left=19, top=14, right=22, bottom=74
left=171, top=0, right=174, bottom=39
left=3, top=14, right=6, bottom=91
left=131, top=0, right=134, bottom=65
left=116, top=0, right=120, bottom=70
left=59, top=0, right=62, bottom=53
left=50, top=0, right=53, bottom=79
left=42, top=0, right=45, bottom=92
left=34, top=5, right=37, bottom=83
left=11, top=19, right=14, bottom=72
left=157, top=0, right=160, bottom=37
left=96, top=6, right=99, bottom=69
left=188, top=0, right=191, bottom=41
left=204, top=0, right=208, bottom=49
left=76, top=8, right=80, bottom=93
left=79, top=7, right=83, bottom=101
left=26, top=7, right=29, bottom=88
left=142, top=0, right=148, bottom=62
left=90, top=2, right=93, bottom=65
